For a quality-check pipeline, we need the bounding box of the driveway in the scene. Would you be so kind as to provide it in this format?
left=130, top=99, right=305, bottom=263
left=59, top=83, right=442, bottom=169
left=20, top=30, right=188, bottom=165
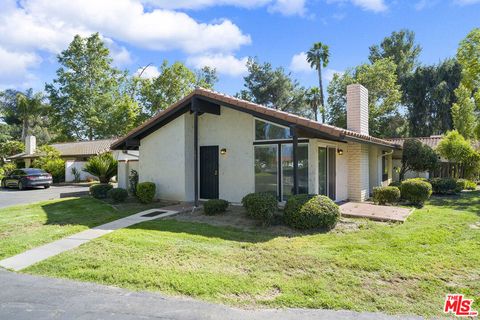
left=0, top=270, right=421, bottom=320
left=0, top=184, right=90, bottom=209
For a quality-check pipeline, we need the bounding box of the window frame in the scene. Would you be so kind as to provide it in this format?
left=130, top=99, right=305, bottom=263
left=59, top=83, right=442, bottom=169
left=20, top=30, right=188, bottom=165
left=253, top=118, right=292, bottom=142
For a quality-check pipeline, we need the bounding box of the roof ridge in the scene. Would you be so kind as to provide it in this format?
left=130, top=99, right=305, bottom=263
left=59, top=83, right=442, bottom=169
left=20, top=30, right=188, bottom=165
left=50, top=138, right=118, bottom=145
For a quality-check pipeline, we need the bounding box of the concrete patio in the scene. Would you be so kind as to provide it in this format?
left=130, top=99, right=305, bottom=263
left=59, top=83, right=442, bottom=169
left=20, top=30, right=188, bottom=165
left=340, top=202, right=414, bottom=222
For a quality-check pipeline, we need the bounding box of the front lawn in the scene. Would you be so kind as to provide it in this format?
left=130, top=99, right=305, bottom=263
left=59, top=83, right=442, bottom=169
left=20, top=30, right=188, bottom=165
left=0, top=197, right=161, bottom=260
left=24, top=192, right=480, bottom=317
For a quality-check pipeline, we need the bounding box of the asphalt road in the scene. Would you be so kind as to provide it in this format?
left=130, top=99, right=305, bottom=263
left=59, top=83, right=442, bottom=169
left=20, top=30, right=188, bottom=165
left=0, top=184, right=90, bottom=209
left=0, top=270, right=423, bottom=320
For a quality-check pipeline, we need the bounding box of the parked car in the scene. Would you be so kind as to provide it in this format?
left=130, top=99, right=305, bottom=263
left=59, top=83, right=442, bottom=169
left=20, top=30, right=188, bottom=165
left=1, top=168, right=53, bottom=190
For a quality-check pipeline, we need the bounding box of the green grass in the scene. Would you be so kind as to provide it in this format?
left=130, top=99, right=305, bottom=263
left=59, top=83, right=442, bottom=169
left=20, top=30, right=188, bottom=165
left=19, top=192, right=480, bottom=316
left=0, top=197, right=156, bottom=260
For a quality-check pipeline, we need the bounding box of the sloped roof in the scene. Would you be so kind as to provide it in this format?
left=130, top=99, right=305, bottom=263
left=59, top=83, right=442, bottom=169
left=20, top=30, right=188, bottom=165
left=9, top=138, right=117, bottom=160
left=387, top=136, right=480, bottom=150
left=112, top=87, right=401, bottom=150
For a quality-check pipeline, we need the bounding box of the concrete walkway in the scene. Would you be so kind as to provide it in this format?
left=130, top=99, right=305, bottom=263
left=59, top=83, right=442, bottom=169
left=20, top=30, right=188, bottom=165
left=0, top=208, right=178, bottom=271
left=0, top=269, right=422, bottom=320
left=340, top=202, right=414, bottom=222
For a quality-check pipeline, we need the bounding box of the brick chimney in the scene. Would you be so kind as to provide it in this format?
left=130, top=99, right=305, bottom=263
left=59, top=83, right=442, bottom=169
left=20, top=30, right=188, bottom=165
left=25, top=135, right=36, bottom=155
left=347, top=84, right=369, bottom=135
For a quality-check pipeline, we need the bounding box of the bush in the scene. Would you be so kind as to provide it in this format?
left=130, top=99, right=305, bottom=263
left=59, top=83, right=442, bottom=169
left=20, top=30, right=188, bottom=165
left=107, top=188, right=128, bottom=203
left=83, top=153, right=118, bottom=184
left=388, top=181, right=401, bottom=188
left=400, top=178, right=432, bottom=206
left=89, top=183, right=113, bottom=199
left=129, top=169, right=139, bottom=195
left=43, top=158, right=65, bottom=183
left=456, top=179, right=477, bottom=191
left=136, top=182, right=156, bottom=203
left=429, top=177, right=458, bottom=194
left=284, top=195, right=340, bottom=230
left=203, top=199, right=229, bottom=215
left=241, top=192, right=277, bottom=225
left=373, top=186, right=401, bottom=205
left=2, top=162, right=16, bottom=175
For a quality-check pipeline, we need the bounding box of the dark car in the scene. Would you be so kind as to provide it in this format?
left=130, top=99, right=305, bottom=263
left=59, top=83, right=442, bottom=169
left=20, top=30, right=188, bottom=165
left=1, top=168, right=53, bottom=190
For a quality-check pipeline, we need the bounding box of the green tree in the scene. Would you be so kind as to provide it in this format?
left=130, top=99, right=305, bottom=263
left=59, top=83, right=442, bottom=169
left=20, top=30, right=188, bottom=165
left=457, top=28, right=480, bottom=93
left=452, top=84, right=477, bottom=140
left=0, top=140, right=24, bottom=165
left=403, top=59, right=462, bottom=136
left=436, top=131, right=480, bottom=178
left=16, top=90, right=48, bottom=140
left=46, top=33, right=140, bottom=140
left=83, top=152, right=118, bottom=184
left=237, top=58, right=308, bottom=117
left=369, top=29, right=421, bottom=82
left=135, top=61, right=217, bottom=116
left=327, top=58, right=403, bottom=137
left=305, top=87, right=321, bottom=121
left=399, top=139, right=438, bottom=181
left=306, top=42, right=329, bottom=122
left=32, top=145, right=65, bottom=182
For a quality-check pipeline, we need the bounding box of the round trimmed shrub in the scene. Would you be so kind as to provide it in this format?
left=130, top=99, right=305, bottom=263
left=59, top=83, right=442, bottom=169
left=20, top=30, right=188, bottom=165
left=204, top=199, right=229, bottom=215
left=241, top=192, right=277, bottom=225
left=456, top=179, right=477, bottom=191
left=90, top=183, right=113, bottom=199
left=107, top=188, right=128, bottom=203
left=400, top=178, right=432, bottom=206
left=373, top=186, right=401, bottom=205
left=388, top=181, right=401, bottom=188
left=429, top=177, right=458, bottom=194
left=136, top=182, right=156, bottom=203
left=284, top=195, right=340, bottom=230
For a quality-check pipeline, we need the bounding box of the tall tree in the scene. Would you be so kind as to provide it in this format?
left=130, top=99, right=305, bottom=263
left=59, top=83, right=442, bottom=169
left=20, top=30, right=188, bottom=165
left=451, top=84, right=477, bottom=140
left=16, top=90, right=47, bottom=140
left=457, top=28, right=480, bottom=93
left=46, top=33, right=140, bottom=140
left=135, top=61, right=217, bottom=116
left=237, top=58, right=308, bottom=117
left=306, top=42, right=330, bottom=122
left=305, top=87, right=320, bottom=121
left=369, top=29, right=421, bottom=82
left=403, top=59, right=462, bottom=136
left=326, top=58, right=403, bottom=138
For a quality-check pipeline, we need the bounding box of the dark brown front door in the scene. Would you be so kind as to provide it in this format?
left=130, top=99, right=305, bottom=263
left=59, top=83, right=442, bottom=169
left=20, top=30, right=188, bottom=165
left=200, top=146, right=219, bottom=199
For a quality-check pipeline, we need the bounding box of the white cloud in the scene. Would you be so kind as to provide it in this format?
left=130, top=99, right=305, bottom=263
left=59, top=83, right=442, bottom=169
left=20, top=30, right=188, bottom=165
left=0, top=47, right=41, bottom=87
left=186, top=54, right=248, bottom=76
left=290, top=52, right=313, bottom=73
left=327, top=0, right=387, bottom=12
left=142, top=0, right=307, bottom=16
left=134, top=65, right=161, bottom=79
left=323, top=68, right=344, bottom=81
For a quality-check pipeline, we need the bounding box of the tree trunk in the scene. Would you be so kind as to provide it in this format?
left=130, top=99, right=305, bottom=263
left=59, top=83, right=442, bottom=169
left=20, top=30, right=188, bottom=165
left=318, top=66, right=325, bottom=123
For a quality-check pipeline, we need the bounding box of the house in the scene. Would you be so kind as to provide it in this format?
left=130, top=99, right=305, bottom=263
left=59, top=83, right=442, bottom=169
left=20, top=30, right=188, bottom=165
left=112, top=85, right=401, bottom=204
left=8, top=137, right=138, bottom=182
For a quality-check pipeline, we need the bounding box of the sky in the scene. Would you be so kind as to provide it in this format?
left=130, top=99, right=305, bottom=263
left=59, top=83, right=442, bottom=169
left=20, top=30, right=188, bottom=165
left=0, top=0, right=479, bottom=96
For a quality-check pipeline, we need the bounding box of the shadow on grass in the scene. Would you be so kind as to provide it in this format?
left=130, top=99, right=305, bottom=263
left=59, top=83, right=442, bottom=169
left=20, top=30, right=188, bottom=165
left=427, top=190, right=480, bottom=215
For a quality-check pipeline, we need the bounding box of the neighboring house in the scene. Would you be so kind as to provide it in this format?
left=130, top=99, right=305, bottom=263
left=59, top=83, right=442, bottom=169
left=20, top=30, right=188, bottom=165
left=8, top=137, right=138, bottom=182
left=112, top=85, right=401, bottom=204
left=388, top=136, right=480, bottom=180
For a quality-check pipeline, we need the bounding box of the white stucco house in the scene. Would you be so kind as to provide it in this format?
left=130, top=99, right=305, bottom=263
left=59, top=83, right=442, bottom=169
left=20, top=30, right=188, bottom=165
left=112, top=84, right=401, bottom=205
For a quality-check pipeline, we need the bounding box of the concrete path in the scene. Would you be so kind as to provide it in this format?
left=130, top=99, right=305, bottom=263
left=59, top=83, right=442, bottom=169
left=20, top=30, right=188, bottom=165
left=0, top=208, right=178, bottom=271
left=0, top=269, right=422, bottom=320
left=340, top=202, right=414, bottom=222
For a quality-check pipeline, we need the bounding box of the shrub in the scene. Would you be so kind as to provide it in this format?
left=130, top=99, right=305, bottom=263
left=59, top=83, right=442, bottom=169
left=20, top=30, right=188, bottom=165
left=284, top=195, right=340, bottom=230
left=2, top=162, right=16, bottom=175
left=373, top=186, right=401, bottom=205
left=71, top=167, right=81, bottom=182
left=388, top=181, right=401, bottom=188
left=136, top=182, right=156, bottom=203
left=241, top=192, right=277, bottom=225
left=429, top=177, right=458, bottom=194
left=83, top=153, right=118, bottom=184
left=89, top=183, right=113, bottom=199
left=43, top=158, right=65, bottom=183
left=203, top=199, right=229, bottom=215
left=400, top=178, right=432, bottom=206
left=456, top=179, right=477, bottom=191
left=129, top=169, right=139, bottom=195
left=107, top=188, right=128, bottom=203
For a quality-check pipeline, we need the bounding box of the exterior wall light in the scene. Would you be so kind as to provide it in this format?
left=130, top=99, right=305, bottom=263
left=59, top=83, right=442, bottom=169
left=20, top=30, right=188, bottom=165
left=220, top=148, right=227, bottom=155
left=337, top=149, right=344, bottom=155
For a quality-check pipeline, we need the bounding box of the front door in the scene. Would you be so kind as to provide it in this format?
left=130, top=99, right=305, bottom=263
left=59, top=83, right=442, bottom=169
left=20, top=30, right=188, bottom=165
left=200, top=146, right=219, bottom=199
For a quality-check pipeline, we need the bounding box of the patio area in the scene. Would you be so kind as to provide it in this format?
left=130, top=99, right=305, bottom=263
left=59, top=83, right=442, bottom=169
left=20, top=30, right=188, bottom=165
left=340, top=202, right=414, bottom=222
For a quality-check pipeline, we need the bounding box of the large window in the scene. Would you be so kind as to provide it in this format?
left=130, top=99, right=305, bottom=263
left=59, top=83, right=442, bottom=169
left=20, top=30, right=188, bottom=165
left=254, top=143, right=308, bottom=201
left=254, top=145, right=278, bottom=195
left=255, top=119, right=290, bottom=141
left=382, top=151, right=388, bottom=181
left=318, top=147, right=327, bottom=196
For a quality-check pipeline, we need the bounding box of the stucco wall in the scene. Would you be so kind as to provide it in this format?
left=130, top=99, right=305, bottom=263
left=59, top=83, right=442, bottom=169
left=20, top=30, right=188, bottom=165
left=197, top=106, right=254, bottom=203
left=139, top=115, right=188, bottom=201
left=117, top=160, right=138, bottom=190
left=65, top=160, right=97, bottom=182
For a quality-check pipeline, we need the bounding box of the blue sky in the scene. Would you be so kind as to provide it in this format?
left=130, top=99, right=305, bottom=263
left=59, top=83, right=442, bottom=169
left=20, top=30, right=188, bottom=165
left=0, top=0, right=479, bottom=95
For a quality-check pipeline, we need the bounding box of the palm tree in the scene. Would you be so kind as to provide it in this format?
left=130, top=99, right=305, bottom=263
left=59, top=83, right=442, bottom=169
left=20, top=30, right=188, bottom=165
left=83, top=152, right=118, bottom=184
left=16, top=89, right=46, bottom=140
left=306, top=42, right=330, bottom=123
left=306, top=87, right=321, bottom=121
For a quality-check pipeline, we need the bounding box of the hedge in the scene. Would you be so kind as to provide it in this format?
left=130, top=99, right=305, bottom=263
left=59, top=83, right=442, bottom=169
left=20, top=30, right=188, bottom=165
left=90, top=183, right=113, bottom=199
left=284, top=194, right=340, bottom=230
left=203, top=199, right=229, bottom=215
left=241, top=192, right=277, bottom=225
left=400, top=178, right=432, bottom=206
left=136, top=182, right=156, bottom=203
left=107, top=188, right=128, bottom=203
left=429, top=177, right=458, bottom=194
left=372, top=186, right=401, bottom=205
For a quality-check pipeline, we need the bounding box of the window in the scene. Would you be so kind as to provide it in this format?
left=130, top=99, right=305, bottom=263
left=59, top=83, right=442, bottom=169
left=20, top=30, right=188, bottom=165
left=382, top=152, right=388, bottom=181
left=254, top=145, right=278, bottom=196
left=281, top=144, right=308, bottom=200
left=318, top=147, right=327, bottom=195
left=255, top=119, right=290, bottom=141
